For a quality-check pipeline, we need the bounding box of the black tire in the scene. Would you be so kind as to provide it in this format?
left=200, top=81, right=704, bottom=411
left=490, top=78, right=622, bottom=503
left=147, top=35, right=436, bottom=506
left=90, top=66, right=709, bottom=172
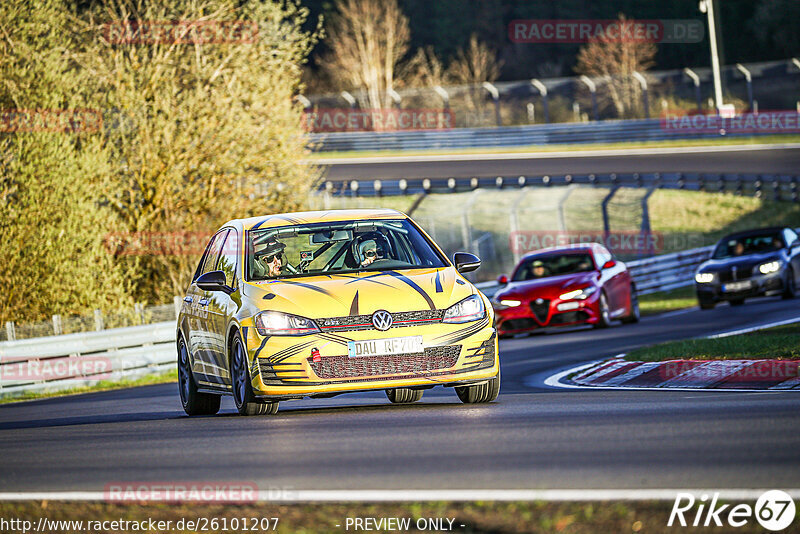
left=620, top=285, right=640, bottom=324
left=178, top=337, right=221, bottom=416
left=455, top=367, right=500, bottom=404
left=231, top=332, right=279, bottom=416
left=698, top=295, right=716, bottom=310
left=386, top=388, right=423, bottom=403
left=782, top=270, right=797, bottom=299
left=729, top=298, right=746, bottom=306
left=593, top=292, right=612, bottom=329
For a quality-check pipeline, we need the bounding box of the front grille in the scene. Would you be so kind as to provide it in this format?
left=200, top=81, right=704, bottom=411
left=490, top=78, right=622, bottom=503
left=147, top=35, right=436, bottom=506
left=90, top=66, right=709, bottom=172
left=500, top=318, right=536, bottom=331
left=309, top=345, right=461, bottom=379
left=550, top=310, right=590, bottom=325
left=318, top=310, right=444, bottom=332
left=529, top=300, right=550, bottom=323
left=718, top=267, right=754, bottom=283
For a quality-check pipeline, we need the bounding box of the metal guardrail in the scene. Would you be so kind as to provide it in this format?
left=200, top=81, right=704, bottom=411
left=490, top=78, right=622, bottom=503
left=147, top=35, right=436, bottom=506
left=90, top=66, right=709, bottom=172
left=309, top=118, right=795, bottom=152
left=321, top=172, right=800, bottom=202
left=0, top=322, right=176, bottom=398
left=475, top=245, right=714, bottom=299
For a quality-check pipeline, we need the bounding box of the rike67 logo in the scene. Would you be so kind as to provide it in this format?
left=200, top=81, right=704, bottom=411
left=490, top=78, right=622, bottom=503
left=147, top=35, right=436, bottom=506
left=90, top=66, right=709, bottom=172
left=669, top=490, right=796, bottom=531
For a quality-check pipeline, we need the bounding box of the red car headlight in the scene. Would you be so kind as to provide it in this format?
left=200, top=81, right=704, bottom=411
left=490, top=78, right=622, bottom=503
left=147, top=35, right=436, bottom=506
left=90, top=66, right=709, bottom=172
left=559, top=286, right=597, bottom=300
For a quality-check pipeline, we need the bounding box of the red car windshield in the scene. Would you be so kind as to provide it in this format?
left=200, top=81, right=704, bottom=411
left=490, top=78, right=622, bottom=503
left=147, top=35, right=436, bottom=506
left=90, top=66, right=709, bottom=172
left=512, top=253, right=595, bottom=281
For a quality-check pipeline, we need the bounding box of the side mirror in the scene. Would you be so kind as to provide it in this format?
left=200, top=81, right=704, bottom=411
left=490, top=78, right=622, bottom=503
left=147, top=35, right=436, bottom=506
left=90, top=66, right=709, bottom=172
left=196, top=270, right=233, bottom=294
left=497, top=274, right=508, bottom=285
left=602, top=260, right=617, bottom=270
left=453, top=252, right=481, bottom=273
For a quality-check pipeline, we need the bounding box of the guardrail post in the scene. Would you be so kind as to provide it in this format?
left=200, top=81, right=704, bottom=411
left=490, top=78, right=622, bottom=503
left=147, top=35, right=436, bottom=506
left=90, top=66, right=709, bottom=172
left=94, top=309, right=104, bottom=331
left=5, top=321, right=15, bottom=341
left=579, top=75, right=598, bottom=121
left=52, top=314, right=62, bottom=335
left=601, top=186, right=619, bottom=247
left=482, top=82, right=502, bottom=127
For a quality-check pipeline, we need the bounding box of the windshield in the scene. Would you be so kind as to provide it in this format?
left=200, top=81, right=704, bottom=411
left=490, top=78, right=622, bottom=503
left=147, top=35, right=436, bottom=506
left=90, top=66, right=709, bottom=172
left=712, top=232, right=784, bottom=259
left=512, top=253, right=595, bottom=281
left=247, top=219, right=447, bottom=280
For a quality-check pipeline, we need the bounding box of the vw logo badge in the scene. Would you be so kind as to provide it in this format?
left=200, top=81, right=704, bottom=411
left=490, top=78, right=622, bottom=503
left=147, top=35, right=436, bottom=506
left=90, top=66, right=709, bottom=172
left=372, top=310, right=393, bottom=331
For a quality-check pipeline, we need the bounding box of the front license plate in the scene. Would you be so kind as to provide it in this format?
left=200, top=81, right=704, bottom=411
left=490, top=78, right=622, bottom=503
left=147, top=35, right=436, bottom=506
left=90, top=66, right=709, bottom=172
left=347, top=336, right=424, bottom=358
left=723, top=280, right=752, bottom=292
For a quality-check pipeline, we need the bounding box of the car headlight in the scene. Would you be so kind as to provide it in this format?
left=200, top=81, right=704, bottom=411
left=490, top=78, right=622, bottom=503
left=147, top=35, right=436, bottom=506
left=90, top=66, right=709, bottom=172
left=443, top=294, right=486, bottom=323
left=491, top=297, right=521, bottom=310
left=254, top=311, right=320, bottom=336
left=758, top=261, right=781, bottom=274
left=559, top=286, right=597, bottom=300
left=695, top=272, right=715, bottom=283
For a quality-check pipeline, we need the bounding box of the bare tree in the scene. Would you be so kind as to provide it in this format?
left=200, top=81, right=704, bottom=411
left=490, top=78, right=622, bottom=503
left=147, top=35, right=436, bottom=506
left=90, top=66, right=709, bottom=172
left=447, top=34, right=501, bottom=86
left=576, top=14, right=656, bottom=118
left=401, top=46, right=448, bottom=89
left=321, top=0, right=410, bottom=109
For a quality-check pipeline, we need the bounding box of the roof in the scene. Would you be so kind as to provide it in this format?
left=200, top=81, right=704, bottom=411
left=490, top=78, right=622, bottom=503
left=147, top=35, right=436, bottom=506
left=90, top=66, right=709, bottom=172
left=721, top=226, right=787, bottom=240
left=227, top=208, right=408, bottom=232
left=519, top=243, right=600, bottom=261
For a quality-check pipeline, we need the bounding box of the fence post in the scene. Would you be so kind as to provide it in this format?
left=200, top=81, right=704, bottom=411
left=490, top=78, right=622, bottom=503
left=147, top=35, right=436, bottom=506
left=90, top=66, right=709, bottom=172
left=461, top=189, right=484, bottom=252
left=633, top=72, right=649, bottom=118
left=135, top=303, right=145, bottom=325
left=94, top=309, right=104, bottom=331
left=530, top=79, right=549, bottom=123
left=482, top=82, right=502, bottom=127
left=5, top=321, right=15, bottom=341
left=640, top=188, right=657, bottom=258
left=509, top=189, right=529, bottom=265
left=52, top=314, right=62, bottom=335
left=556, top=184, right=577, bottom=232
left=601, top=186, right=620, bottom=248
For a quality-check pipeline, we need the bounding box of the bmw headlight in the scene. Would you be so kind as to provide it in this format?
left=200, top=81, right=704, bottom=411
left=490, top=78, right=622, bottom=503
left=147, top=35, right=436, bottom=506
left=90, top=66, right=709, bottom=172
left=695, top=272, right=715, bottom=283
left=255, top=311, right=320, bottom=336
left=443, top=295, right=486, bottom=323
left=559, top=286, right=597, bottom=300
left=758, top=261, right=781, bottom=274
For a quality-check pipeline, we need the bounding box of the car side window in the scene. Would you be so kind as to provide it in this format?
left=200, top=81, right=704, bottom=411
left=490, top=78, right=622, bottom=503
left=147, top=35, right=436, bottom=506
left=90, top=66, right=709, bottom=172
left=783, top=228, right=797, bottom=247
left=217, top=229, right=239, bottom=288
left=193, top=230, right=228, bottom=282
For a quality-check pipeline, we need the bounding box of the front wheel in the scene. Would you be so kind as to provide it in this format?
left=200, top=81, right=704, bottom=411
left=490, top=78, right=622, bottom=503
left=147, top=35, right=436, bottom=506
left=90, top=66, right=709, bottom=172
left=178, top=337, right=220, bottom=416
left=231, top=333, right=278, bottom=416
left=620, top=286, right=640, bottom=324
left=782, top=270, right=797, bottom=299
left=386, top=388, right=423, bottom=403
left=593, top=292, right=611, bottom=328
left=455, top=368, right=500, bottom=404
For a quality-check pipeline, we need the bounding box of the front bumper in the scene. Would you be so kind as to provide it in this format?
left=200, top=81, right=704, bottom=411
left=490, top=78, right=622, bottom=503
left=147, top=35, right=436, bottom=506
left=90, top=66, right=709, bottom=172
left=696, top=272, right=785, bottom=302
left=494, top=293, right=600, bottom=334
left=241, top=317, right=498, bottom=398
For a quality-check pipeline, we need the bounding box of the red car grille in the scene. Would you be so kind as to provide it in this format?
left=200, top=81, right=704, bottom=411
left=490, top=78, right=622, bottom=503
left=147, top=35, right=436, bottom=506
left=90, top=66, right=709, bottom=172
left=309, top=345, right=461, bottom=379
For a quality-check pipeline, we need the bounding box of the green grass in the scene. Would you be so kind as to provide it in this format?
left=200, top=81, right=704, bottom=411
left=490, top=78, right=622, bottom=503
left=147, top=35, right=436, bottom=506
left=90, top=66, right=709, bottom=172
left=638, top=286, right=697, bottom=316
left=0, top=370, right=177, bottom=404
left=626, top=322, right=800, bottom=362
left=306, top=134, right=800, bottom=160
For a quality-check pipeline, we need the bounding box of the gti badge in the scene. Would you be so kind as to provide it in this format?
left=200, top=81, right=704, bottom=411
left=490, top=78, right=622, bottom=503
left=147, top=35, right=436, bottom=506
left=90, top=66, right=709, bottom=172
left=372, top=310, right=393, bottom=331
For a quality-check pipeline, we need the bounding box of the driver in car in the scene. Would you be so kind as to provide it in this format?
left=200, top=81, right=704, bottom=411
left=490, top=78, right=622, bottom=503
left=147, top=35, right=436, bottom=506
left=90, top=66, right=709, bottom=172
left=356, top=232, right=390, bottom=267
left=254, top=238, right=285, bottom=278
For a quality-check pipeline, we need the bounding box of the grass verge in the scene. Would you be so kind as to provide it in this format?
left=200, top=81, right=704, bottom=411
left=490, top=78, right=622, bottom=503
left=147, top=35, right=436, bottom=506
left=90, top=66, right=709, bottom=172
left=0, top=370, right=177, bottom=404
left=638, top=286, right=697, bottom=316
left=306, top=134, right=800, bottom=160
left=626, top=322, right=800, bottom=362
left=0, top=500, right=773, bottom=533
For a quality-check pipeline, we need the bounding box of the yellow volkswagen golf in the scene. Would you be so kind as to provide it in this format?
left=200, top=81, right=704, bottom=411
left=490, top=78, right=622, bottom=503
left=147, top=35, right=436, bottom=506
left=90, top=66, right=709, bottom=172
left=177, top=209, right=500, bottom=416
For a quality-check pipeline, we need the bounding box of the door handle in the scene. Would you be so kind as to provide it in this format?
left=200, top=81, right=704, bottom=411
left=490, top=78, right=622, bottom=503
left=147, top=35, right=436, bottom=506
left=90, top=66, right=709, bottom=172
left=183, top=296, right=193, bottom=303
left=199, top=298, right=209, bottom=306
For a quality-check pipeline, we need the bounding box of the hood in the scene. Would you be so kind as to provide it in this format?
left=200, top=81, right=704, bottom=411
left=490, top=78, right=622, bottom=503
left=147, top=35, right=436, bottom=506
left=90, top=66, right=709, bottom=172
left=243, top=267, right=471, bottom=319
left=699, top=252, right=782, bottom=273
left=496, top=272, right=598, bottom=300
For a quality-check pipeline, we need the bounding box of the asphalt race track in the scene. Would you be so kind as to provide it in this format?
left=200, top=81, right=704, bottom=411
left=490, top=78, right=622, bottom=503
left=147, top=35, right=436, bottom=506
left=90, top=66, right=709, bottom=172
left=318, top=144, right=800, bottom=180
left=1, top=296, right=799, bottom=492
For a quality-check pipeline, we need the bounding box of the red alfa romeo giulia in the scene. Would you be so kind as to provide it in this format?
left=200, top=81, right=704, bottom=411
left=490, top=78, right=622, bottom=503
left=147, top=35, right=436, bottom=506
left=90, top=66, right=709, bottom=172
left=490, top=243, right=639, bottom=336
